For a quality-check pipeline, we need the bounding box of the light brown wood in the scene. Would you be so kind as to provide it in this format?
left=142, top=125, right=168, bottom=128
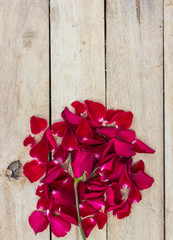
left=164, top=1, right=173, bottom=240
left=50, top=0, right=105, bottom=239
left=106, top=0, right=164, bottom=240
left=0, top=1, right=49, bottom=239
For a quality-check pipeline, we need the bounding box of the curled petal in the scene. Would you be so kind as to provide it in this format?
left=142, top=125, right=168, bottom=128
left=128, top=184, right=142, bottom=204
left=79, top=202, right=97, bottom=218
left=119, top=165, right=132, bottom=189
left=23, top=135, right=35, bottom=148
left=41, top=168, right=65, bottom=184
left=46, top=128, right=57, bottom=150
left=71, top=100, right=86, bottom=116
left=62, top=130, right=78, bottom=151
left=61, top=107, right=81, bottom=126
left=29, top=211, right=49, bottom=235
left=113, top=200, right=132, bottom=219
left=84, top=100, right=106, bottom=123
left=94, top=212, right=108, bottom=229
left=104, top=110, right=123, bottom=124
left=53, top=145, right=69, bottom=163
left=23, top=160, right=46, bottom=183
left=118, top=130, right=136, bottom=143
left=87, top=197, right=105, bottom=210
left=37, top=197, right=49, bottom=211
left=134, top=170, right=154, bottom=190
left=51, top=121, right=67, bottom=137
left=113, top=111, right=133, bottom=130
left=82, top=217, right=96, bottom=238
left=133, top=139, right=155, bottom=154
left=30, top=116, right=47, bottom=135
left=60, top=205, right=78, bottom=226
left=113, top=138, right=136, bottom=157
left=76, top=118, right=93, bottom=140
left=131, top=160, right=145, bottom=174
left=50, top=216, right=71, bottom=238
left=97, top=127, right=118, bottom=138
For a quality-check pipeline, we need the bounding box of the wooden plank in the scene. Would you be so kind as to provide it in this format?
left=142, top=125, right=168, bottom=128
left=0, top=1, right=49, bottom=240
left=106, top=0, right=163, bottom=239
left=50, top=0, right=105, bottom=239
left=164, top=1, right=173, bottom=240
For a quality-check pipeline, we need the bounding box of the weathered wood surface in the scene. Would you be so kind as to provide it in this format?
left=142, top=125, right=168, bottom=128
left=50, top=0, right=105, bottom=239
left=165, top=1, right=173, bottom=240
left=106, top=0, right=164, bottom=240
left=0, top=1, right=49, bottom=240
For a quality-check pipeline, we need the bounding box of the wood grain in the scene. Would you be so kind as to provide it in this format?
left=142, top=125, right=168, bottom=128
left=0, top=1, right=49, bottom=239
left=164, top=1, right=173, bottom=240
left=50, top=0, right=105, bottom=239
left=106, top=0, right=164, bottom=240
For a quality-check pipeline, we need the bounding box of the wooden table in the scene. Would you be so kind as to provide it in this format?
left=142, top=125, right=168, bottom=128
left=0, top=1, right=172, bottom=240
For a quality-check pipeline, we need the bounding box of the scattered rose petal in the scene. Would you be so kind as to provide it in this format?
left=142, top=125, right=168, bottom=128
left=85, top=100, right=106, bottom=123
left=133, top=139, right=155, bottom=154
left=29, top=211, right=49, bottom=235
left=23, top=160, right=46, bottom=183
left=30, top=116, right=47, bottom=135
left=71, top=100, right=86, bottom=116
left=23, top=135, right=35, bottom=148
left=51, top=121, right=67, bottom=137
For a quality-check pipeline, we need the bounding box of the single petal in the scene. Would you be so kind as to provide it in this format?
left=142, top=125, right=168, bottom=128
left=46, top=128, right=57, bottom=150
left=94, top=212, right=107, bottom=229
left=104, top=110, right=123, bottom=124
left=100, top=157, right=114, bottom=172
left=87, top=197, right=105, bottom=210
left=118, top=130, right=136, bottom=143
left=30, top=116, right=47, bottom=135
left=30, top=133, right=49, bottom=163
left=23, top=135, right=35, bottom=148
left=119, top=165, right=132, bottom=189
left=113, top=111, right=133, bottom=130
left=76, top=118, right=93, bottom=140
left=51, top=121, right=67, bottom=137
left=23, top=160, right=46, bottom=183
left=113, top=200, right=131, bottom=219
left=97, top=127, right=118, bottom=138
left=61, top=107, right=81, bottom=126
left=106, top=182, right=122, bottom=206
left=84, top=100, right=106, bottom=123
left=37, top=197, right=50, bottom=211
left=50, top=216, right=71, bottom=238
left=29, top=211, right=49, bottom=235
left=79, top=202, right=97, bottom=217
left=60, top=205, right=78, bottom=226
left=53, top=145, right=69, bottom=163
left=134, top=170, right=154, bottom=190
left=71, top=100, right=86, bottom=116
left=41, top=168, right=65, bottom=184
left=128, top=184, right=142, bottom=204
left=113, top=138, right=136, bottom=157
left=62, top=130, right=78, bottom=151
left=131, top=160, right=145, bottom=174
left=133, top=139, right=155, bottom=154
left=82, top=217, right=96, bottom=238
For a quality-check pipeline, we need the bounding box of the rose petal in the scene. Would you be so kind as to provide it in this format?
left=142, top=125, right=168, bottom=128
left=46, top=128, right=57, bottom=150
left=131, top=160, right=145, bottom=174
left=51, top=121, right=67, bottom=137
left=76, top=118, right=93, bottom=140
left=23, top=160, right=46, bottom=183
left=118, top=130, right=136, bottom=143
left=82, top=217, right=96, bottom=238
left=37, top=197, right=49, bottom=211
left=113, top=138, right=136, bottom=157
left=119, top=165, right=132, bottom=189
left=97, top=127, right=118, bottom=138
left=53, top=145, right=69, bottom=163
left=134, top=170, right=154, bottom=190
left=41, top=168, right=66, bottom=184
left=128, top=184, right=142, bottom=204
left=113, top=111, right=133, bottom=130
left=60, top=205, right=78, bottom=225
left=30, top=116, right=47, bottom=135
left=104, top=110, right=123, bottom=124
left=113, top=200, right=132, bottom=219
left=29, top=211, right=49, bottom=235
left=23, top=135, right=35, bottom=148
left=94, top=212, right=108, bottom=229
left=50, top=216, right=71, bottom=238
left=61, top=107, right=81, bottom=126
left=87, top=197, right=105, bottom=210
left=84, top=100, right=106, bottom=123
left=71, top=100, right=86, bottom=116
left=133, top=139, right=155, bottom=154
left=62, top=130, right=78, bottom=151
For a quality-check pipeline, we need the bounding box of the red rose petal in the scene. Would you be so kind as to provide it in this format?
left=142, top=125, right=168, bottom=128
left=118, top=130, right=136, bottom=143
left=128, top=184, right=142, bottom=204
left=60, top=205, right=78, bottom=226
left=76, top=118, right=93, bottom=140
left=29, top=211, right=49, bottom=235
left=71, top=100, right=86, bottom=116
left=134, top=170, right=154, bottom=190
left=62, top=130, right=78, bottom=151
left=97, top=127, right=118, bottom=138
left=53, top=145, right=69, bottom=163
left=61, top=107, right=81, bottom=126
left=82, top=217, right=96, bottom=238
left=94, top=212, right=108, bottom=229
left=23, top=160, right=46, bottom=183
left=37, top=197, right=49, bottom=211
left=30, top=116, right=47, bottom=135
left=23, top=135, right=35, bottom=148
left=131, top=160, right=145, bottom=174
left=113, top=138, right=136, bottom=157
left=46, top=128, right=57, bottom=150
left=133, top=139, right=155, bottom=154
left=113, top=111, right=133, bottom=130
left=84, top=100, right=106, bottom=123
left=51, top=121, right=67, bottom=137
left=119, top=165, right=132, bottom=189
left=50, top=216, right=71, bottom=238
left=104, top=109, right=123, bottom=124
left=113, top=200, right=132, bottom=219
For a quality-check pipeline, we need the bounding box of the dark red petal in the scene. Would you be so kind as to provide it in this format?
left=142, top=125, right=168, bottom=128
left=46, top=128, right=57, bottom=150
left=87, top=197, right=105, bottom=210
left=51, top=121, right=67, bottom=137
left=118, top=130, right=136, bottom=143
left=97, top=127, right=118, bottom=138
left=133, top=139, right=155, bottom=154
left=23, top=135, right=35, bottom=148
left=41, top=168, right=64, bottom=184
left=76, top=118, right=93, bottom=140
left=53, top=145, right=69, bottom=163
left=62, top=130, right=78, bottom=151
left=82, top=217, right=96, bottom=238
left=84, top=100, right=106, bottom=123
left=30, top=116, right=47, bottom=135
left=30, top=133, right=49, bottom=163
left=113, top=138, right=136, bottom=157
left=37, top=197, right=49, bottom=211
left=29, top=211, right=49, bottom=235
left=71, top=100, right=86, bottom=116
left=50, top=216, right=71, bottom=238
left=104, top=110, right=123, bottom=124
left=61, top=107, right=81, bottom=126
left=79, top=202, right=97, bottom=218
left=100, top=157, right=114, bottom=172
left=119, top=165, right=132, bottom=189
left=60, top=205, right=78, bottom=226
left=134, top=170, right=154, bottom=190
left=131, top=160, right=145, bottom=174
left=23, top=160, right=46, bottom=183
left=113, top=200, right=132, bottom=219
left=113, top=111, right=133, bottom=130
left=128, top=184, right=142, bottom=204
left=94, top=212, right=108, bottom=229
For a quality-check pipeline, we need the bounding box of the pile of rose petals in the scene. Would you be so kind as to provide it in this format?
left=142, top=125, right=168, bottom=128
left=23, top=100, right=155, bottom=238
